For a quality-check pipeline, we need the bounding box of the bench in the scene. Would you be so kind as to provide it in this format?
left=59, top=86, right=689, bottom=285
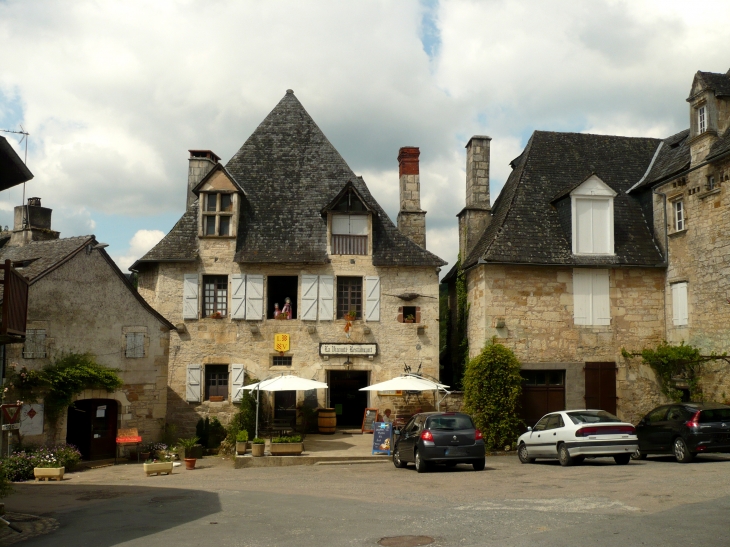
left=116, top=428, right=142, bottom=463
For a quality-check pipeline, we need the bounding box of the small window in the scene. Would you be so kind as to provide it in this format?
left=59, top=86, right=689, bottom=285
left=125, top=332, right=145, bottom=358
left=706, top=175, right=716, bottom=191
left=672, top=282, right=688, bottom=326
left=331, top=214, right=368, bottom=255
left=399, top=306, right=420, bottom=323
left=674, top=200, right=685, bottom=231
left=23, top=329, right=47, bottom=359
left=205, top=365, right=229, bottom=401
left=267, top=276, right=298, bottom=319
left=698, top=106, right=706, bottom=134
left=337, top=277, right=362, bottom=319
left=203, top=275, right=228, bottom=317
left=201, top=192, right=234, bottom=236
left=272, top=356, right=292, bottom=367
left=573, top=269, right=610, bottom=326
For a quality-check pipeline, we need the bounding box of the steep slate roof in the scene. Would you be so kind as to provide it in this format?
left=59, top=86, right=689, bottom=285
left=693, top=70, right=730, bottom=98
left=136, top=91, right=445, bottom=268
left=629, top=129, right=691, bottom=192
left=0, top=136, right=33, bottom=191
left=707, top=127, right=730, bottom=161
left=463, top=131, right=665, bottom=269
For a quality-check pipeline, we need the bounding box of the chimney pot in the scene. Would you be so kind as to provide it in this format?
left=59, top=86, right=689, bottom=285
left=396, top=146, right=427, bottom=248
left=398, top=147, right=420, bottom=177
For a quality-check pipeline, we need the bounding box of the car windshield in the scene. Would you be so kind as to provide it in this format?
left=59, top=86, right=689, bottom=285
left=426, top=415, right=473, bottom=430
left=567, top=411, right=622, bottom=424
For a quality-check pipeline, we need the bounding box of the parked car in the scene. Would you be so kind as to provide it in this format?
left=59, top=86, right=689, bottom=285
left=633, top=402, right=730, bottom=463
left=392, top=412, right=486, bottom=472
left=517, top=410, right=638, bottom=466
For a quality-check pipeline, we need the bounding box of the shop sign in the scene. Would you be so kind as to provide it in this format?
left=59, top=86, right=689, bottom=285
left=319, top=343, right=378, bottom=356
left=274, top=333, right=290, bottom=352
left=20, top=404, right=44, bottom=436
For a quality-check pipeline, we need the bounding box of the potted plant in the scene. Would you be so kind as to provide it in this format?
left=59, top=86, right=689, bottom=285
left=235, top=430, right=249, bottom=455
left=404, top=314, right=415, bottom=324
left=269, top=435, right=304, bottom=456
left=33, top=454, right=64, bottom=482
left=140, top=443, right=152, bottom=462
left=251, top=437, right=266, bottom=457
left=178, top=436, right=200, bottom=470
left=344, top=308, right=358, bottom=322
left=210, top=311, right=222, bottom=319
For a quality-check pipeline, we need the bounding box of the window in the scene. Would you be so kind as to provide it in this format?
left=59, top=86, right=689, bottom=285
left=203, top=275, right=228, bottom=317
left=267, top=276, right=298, bottom=319
left=272, top=356, right=292, bottom=367
left=546, top=414, right=564, bottom=430
left=337, top=276, right=362, bottom=319
left=125, top=332, right=145, bottom=358
left=202, top=193, right=234, bottom=236
left=698, top=106, right=706, bottom=134
left=533, top=416, right=550, bottom=431
left=646, top=407, right=668, bottom=424
left=674, top=200, right=685, bottom=231
left=23, top=329, right=46, bottom=358
left=399, top=306, right=420, bottom=323
left=672, top=282, right=688, bottom=326
left=573, top=269, right=610, bottom=326
left=205, top=365, right=229, bottom=401
left=521, top=370, right=565, bottom=386
left=570, top=175, right=616, bottom=255
left=332, top=214, right=368, bottom=255
left=706, top=174, right=716, bottom=191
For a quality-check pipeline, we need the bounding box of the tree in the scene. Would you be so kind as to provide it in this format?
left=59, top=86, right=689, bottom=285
left=463, top=339, right=523, bottom=450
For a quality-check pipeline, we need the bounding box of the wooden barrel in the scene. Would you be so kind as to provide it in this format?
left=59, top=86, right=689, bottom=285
left=318, top=408, right=337, bottom=434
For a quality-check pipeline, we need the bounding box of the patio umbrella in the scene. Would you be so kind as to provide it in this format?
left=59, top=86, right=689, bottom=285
left=241, top=374, right=328, bottom=438
left=359, top=374, right=450, bottom=410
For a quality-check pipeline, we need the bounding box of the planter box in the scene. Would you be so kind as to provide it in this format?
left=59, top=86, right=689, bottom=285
left=236, top=441, right=248, bottom=455
left=34, top=467, right=64, bottom=481
left=269, top=442, right=304, bottom=455
left=143, top=461, right=174, bottom=477
left=251, top=443, right=266, bottom=457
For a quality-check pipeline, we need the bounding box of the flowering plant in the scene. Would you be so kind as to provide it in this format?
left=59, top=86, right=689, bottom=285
left=2, top=444, right=81, bottom=481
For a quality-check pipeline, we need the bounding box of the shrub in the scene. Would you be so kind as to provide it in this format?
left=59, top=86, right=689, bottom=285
left=463, top=339, right=523, bottom=450
left=236, top=430, right=249, bottom=443
left=272, top=435, right=302, bottom=444
left=252, top=437, right=265, bottom=445
left=2, top=444, right=82, bottom=482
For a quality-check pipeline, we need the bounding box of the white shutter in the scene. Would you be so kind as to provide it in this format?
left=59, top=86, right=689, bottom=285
left=125, top=333, right=144, bottom=358
left=183, top=274, right=199, bottom=319
left=592, top=200, right=611, bottom=254
left=231, top=274, right=246, bottom=319
left=573, top=269, right=591, bottom=325
left=245, top=275, right=264, bottom=320
left=575, top=199, right=593, bottom=253
left=349, top=215, right=368, bottom=235
left=332, top=215, right=349, bottom=235
left=231, top=364, right=245, bottom=402
left=672, top=282, right=688, bottom=326
left=365, top=276, right=380, bottom=322
left=301, top=275, right=319, bottom=321
left=592, top=269, right=611, bottom=325
left=186, top=364, right=202, bottom=402
left=319, top=275, right=334, bottom=321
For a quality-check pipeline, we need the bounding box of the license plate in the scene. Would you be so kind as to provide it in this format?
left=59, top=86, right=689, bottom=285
left=445, top=447, right=465, bottom=456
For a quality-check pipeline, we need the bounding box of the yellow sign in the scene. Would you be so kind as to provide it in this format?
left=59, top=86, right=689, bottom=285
left=274, top=333, right=290, bottom=353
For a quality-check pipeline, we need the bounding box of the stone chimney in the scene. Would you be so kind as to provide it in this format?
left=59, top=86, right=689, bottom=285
left=457, top=136, right=492, bottom=261
left=187, top=150, right=220, bottom=210
left=396, top=146, right=427, bottom=248
left=8, top=197, right=60, bottom=247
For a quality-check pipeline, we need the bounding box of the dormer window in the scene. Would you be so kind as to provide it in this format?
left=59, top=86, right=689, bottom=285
left=324, top=183, right=373, bottom=256
left=202, top=192, right=234, bottom=236
left=570, top=175, right=616, bottom=255
left=698, top=106, right=707, bottom=134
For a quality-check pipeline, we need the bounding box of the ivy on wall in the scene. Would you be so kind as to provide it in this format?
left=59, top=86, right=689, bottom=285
left=454, top=256, right=470, bottom=389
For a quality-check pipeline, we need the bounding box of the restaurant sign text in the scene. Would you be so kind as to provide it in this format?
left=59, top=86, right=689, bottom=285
left=319, top=343, right=378, bottom=356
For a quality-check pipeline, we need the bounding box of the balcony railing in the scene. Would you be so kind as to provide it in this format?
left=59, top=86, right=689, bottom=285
left=332, top=234, right=368, bottom=255
left=0, top=259, right=29, bottom=343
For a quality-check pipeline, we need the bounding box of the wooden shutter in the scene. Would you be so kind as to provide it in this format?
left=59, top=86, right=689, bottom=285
left=125, top=332, right=144, bottom=358
left=672, top=282, right=688, bottom=326
left=231, top=364, right=245, bottom=403
left=365, top=276, right=380, bottom=322
left=591, top=200, right=611, bottom=254
left=183, top=274, right=199, bottom=319
left=245, top=275, right=264, bottom=320
left=186, top=364, right=202, bottom=402
left=332, top=215, right=349, bottom=235
left=575, top=199, right=593, bottom=253
left=301, top=275, right=319, bottom=320
left=592, top=269, right=611, bottom=325
left=319, top=275, right=334, bottom=321
left=584, top=362, right=616, bottom=415
left=231, top=274, right=246, bottom=319
left=572, top=269, right=591, bottom=325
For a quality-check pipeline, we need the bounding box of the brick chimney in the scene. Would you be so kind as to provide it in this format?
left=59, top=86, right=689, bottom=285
left=396, top=146, right=427, bottom=248
left=187, top=150, right=220, bottom=210
left=8, top=197, right=60, bottom=247
left=457, top=136, right=492, bottom=260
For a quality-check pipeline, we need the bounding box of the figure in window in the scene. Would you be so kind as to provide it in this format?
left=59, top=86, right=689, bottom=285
left=281, top=297, right=292, bottom=319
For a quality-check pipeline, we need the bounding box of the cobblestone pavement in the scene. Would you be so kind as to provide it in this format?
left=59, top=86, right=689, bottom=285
left=3, top=453, right=730, bottom=546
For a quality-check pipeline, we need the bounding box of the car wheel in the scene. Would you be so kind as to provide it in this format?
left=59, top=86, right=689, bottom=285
left=631, top=448, right=647, bottom=460
left=472, top=458, right=485, bottom=471
left=558, top=444, right=574, bottom=467
left=415, top=450, right=429, bottom=473
left=614, top=454, right=631, bottom=465
left=673, top=437, right=695, bottom=463
left=518, top=443, right=535, bottom=464
left=393, top=448, right=407, bottom=469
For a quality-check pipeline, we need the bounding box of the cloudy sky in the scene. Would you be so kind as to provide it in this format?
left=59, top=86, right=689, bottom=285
left=1, top=0, right=728, bottom=275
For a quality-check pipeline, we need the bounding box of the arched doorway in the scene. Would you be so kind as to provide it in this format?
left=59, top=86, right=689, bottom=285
left=66, top=399, right=119, bottom=460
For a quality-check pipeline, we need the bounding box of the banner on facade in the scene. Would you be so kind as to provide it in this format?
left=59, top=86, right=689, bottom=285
left=319, top=343, right=378, bottom=356
left=20, top=404, right=44, bottom=436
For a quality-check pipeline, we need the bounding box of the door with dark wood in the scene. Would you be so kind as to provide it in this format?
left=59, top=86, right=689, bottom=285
left=584, top=362, right=617, bottom=414
left=519, top=370, right=565, bottom=429
left=66, top=399, right=118, bottom=460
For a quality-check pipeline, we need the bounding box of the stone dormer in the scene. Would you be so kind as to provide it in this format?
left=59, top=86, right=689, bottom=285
left=191, top=163, right=245, bottom=239
left=686, top=70, right=730, bottom=164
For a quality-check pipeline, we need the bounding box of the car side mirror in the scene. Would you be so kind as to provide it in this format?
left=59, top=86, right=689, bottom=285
left=527, top=426, right=532, bottom=432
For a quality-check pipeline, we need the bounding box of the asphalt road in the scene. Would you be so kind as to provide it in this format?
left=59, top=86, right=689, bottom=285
left=5, top=453, right=730, bottom=547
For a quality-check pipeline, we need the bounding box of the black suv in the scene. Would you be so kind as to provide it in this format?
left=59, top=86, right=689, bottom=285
left=392, top=412, right=486, bottom=472
left=634, top=403, right=730, bottom=463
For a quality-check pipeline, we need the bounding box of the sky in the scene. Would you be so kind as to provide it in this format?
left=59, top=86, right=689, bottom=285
left=1, top=0, right=729, bottom=276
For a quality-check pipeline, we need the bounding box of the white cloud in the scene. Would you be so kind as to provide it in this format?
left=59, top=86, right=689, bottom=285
left=112, top=229, right=165, bottom=272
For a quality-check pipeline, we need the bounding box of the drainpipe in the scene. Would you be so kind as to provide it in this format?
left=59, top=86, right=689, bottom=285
left=652, top=185, right=670, bottom=340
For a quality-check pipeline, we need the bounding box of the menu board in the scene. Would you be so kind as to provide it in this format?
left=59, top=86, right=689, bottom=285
left=372, top=422, right=392, bottom=455
left=361, top=408, right=378, bottom=433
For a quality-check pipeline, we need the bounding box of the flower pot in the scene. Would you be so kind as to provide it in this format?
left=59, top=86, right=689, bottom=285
left=236, top=441, right=248, bottom=455
left=140, top=451, right=151, bottom=461
left=184, top=458, right=197, bottom=470
left=34, top=467, right=64, bottom=481
left=251, top=443, right=265, bottom=457
left=143, top=461, right=173, bottom=477
left=269, top=442, right=304, bottom=456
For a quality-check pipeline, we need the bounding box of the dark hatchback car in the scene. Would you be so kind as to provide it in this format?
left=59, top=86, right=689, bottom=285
left=392, top=412, right=486, bottom=472
left=634, top=402, right=730, bottom=463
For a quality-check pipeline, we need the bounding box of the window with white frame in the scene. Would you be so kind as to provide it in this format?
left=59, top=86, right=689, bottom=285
left=125, top=332, right=145, bottom=358
left=331, top=214, right=369, bottom=255
left=698, top=106, right=707, bottom=134
left=674, top=200, right=685, bottom=231
left=570, top=175, right=616, bottom=255
left=573, top=269, right=610, bottom=326
left=23, top=329, right=47, bottom=358
left=671, top=282, right=688, bottom=326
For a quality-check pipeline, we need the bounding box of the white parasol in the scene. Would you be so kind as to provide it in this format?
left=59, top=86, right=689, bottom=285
left=359, top=374, right=450, bottom=410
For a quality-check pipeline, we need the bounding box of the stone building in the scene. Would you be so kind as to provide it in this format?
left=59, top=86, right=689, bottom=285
left=445, top=69, right=730, bottom=425
left=0, top=199, right=173, bottom=459
left=132, top=90, right=445, bottom=434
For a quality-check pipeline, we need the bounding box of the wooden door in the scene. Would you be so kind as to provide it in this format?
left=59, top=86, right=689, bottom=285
left=89, top=399, right=118, bottom=460
left=519, top=370, right=565, bottom=429
left=584, top=362, right=617, bottom=414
